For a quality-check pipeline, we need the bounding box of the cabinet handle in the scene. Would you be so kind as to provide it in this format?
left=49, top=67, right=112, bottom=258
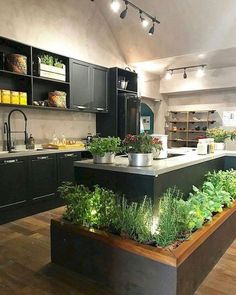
left=3, top=159, right=18, bottom=164
left=64, top=153, right=75, bottom=158
left=76, top=106, right=87, bottom=110
left=37, top=156, right=49, bottom=160
left=96, top=107, right=105, bottom=111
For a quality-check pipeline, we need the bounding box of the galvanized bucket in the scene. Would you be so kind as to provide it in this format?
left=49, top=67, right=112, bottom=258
left=93, top=153, right=115, bottom=164
left=128, top=153, right=153, bottom=167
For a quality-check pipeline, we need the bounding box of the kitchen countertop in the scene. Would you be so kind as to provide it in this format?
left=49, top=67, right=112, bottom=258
left=74, top=151, right=236, bottom=177
left=0, top=148, right=86, bottom=159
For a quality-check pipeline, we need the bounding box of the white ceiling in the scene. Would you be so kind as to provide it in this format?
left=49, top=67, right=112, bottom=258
left=94, top=0, right=236, bottom=71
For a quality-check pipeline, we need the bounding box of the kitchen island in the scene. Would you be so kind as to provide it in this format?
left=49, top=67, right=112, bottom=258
left=74, top=151, right=236, bottom=203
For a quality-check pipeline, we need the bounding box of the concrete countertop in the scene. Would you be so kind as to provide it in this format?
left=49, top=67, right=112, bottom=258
left=0, top=148, right=86, bottom=159
left=74, top=151, right=236, bottom=177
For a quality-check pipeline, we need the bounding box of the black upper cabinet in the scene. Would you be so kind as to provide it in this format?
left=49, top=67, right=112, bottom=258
left=70, top=58, right=108, bottom=113
left=0, top=157, right=28, bottom=210
left=29, top=154, right=57, bottom=201
left=57, top=152, right=81, bottom=185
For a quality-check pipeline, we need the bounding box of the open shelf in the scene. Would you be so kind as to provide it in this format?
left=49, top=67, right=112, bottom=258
left=0, top=69, right=31, bottom=79
left=117, top=88, right=137, bottom=95
left=33, top=75, right=70, bottom=85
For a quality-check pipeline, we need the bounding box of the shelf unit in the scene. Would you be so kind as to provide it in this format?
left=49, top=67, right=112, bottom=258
left=166, top=110, right=216, bottom=148
left=0, top=36, right=108, bottom=113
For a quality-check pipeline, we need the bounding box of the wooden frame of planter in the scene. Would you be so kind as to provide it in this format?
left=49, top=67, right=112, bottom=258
left=51, top=202, right=236, bottom=295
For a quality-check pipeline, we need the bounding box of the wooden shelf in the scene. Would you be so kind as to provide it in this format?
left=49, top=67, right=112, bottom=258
left=0, top=69, right=31, bottom=79
left=117, top=88, right=137, bottom=95
left=33, top=75, right=70, bottom=85
left=169, top=139, right=198, bottom=143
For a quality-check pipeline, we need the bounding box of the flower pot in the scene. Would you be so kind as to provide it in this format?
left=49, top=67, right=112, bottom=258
left=215, top=142, right=225, bottom=150
left=93, top=153, right=115, bottom=164
left=128, top=153, right=153, bottom=167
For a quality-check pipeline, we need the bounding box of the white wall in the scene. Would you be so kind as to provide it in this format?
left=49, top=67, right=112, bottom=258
left=0, top=0, right=126, bottom=148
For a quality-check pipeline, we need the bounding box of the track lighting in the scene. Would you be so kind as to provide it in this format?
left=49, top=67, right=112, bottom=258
left=111, top=0, right=160, bottom=35
left=165, top=70, right=173, bottom=80
left=120, top=1, right=128, bottom=19
left=148, top=22, right=155, bottom=35
left=139, top=11, right=149, bottom=28
left=111, top=0, right=120, bottom=13
left=196, top=65, right=205, bottom=78
left=183, top=68, right=187, bottom=79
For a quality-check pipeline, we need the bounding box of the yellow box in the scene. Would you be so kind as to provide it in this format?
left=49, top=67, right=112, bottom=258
left=1, top=90, right=11, bottom=104
left=11, top=91, right=20, bottom=104
left=19, top=92, right=27, bottom=105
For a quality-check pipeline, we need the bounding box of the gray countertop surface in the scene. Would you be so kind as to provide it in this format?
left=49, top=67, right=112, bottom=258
left=0, top=148, right=86, bottom=159
left=74, top=151, right=236, bottom=176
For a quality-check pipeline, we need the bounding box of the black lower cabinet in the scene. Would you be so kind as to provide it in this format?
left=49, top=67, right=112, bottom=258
left=29, top=154, right=58, bottom=201
left=57, top=152, right=81, bottom=185
left=0, top=157, right=28, bottom=210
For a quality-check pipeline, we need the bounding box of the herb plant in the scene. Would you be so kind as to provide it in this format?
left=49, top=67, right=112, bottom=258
left=206, top=128, right=229, bottom=143
left=40, top=54, right=64, bottom=68
left=123, top=133, right=162, bottom=153
left=88, top=137, right=121, bottom=157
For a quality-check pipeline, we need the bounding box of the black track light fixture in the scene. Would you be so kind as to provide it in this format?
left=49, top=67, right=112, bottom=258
left=148, top=21, right=155, bottom=36
left=183, top=68, right=187, bottom=79
left=120, top=1, right=129, bottom=19
left=139, top=10, right=149, bottom=28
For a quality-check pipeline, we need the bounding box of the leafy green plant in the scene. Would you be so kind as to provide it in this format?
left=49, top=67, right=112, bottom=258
left=123, top=133, right=162, bottom=153
left=40, top=54, right=64, bottom=68
left=88, top=137, right=121, bottom=157
left=206, top=128, right=229, bottom=143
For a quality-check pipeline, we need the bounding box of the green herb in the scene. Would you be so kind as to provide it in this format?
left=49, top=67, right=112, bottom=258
left=206, top=128, right=229, bottom=143
left=40, top=54, right=64, bottom=68
left=88, top=137, right=121, bottom=157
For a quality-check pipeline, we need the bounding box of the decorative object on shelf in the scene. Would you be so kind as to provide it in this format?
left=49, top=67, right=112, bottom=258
left=19, top=92, right=27, bottom=105
left=118, top=76, right=128, bottom=89
left=48, top=91, right=67, bottom=108
left=10, top=91, right=19, bottom=105
left=206, top=128, right=229, bottom=150
left=110, top=0, right=160, bottom=35
left=36, top=55, right=66, bottom=81
left=88, top=137, right=121, bottom=164
left=1, top=89, right=10, bottom=104
left=123, top=133, right=162, bottom=167
left=165, top=64, right=206, bottom=80
left=5, top=53, right=27, bottom=74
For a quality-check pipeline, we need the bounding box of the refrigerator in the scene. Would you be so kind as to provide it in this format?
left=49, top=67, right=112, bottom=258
left=117, top=93, right=141, bottom=139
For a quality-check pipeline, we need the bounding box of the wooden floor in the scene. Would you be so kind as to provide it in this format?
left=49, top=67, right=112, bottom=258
left=0, top=208, right=236, bottom=295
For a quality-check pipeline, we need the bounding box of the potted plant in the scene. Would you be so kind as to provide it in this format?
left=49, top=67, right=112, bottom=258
left=37, top=54, right=66, bottom=81
left=88, top=136, right=121, bottom=164
left=206, top=128, right=229, bottom=150
left=123, top=133, right=162, bottom=167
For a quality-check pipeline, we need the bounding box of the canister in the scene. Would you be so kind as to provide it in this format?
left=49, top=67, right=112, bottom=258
left=19, top=92, right=27, bottom=105
left=1, top=90, right=11, bottom=104
left=11, top=91, right=19, bottom=104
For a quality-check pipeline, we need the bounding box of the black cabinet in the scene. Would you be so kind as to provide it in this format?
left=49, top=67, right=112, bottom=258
left=0, top=157, right=28, bottom=210
left=70, top=58, right=108, bottom=113
left=29, top=154, right=57, bottom=201
left=57, top=152, right=81, bottom=185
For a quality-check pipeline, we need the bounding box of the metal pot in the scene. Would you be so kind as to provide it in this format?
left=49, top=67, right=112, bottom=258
left=128, top=153, right=153, bottom=167
left=93, top=153, right=115, bottom=164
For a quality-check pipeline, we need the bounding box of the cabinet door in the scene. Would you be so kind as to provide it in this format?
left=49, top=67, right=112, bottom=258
left=70, top=59, right=92, bottom=111
left=0, top=157, right=28, bottom=210
left=57, top=152, right=81, bottom=186
left=91, top=65, right=108, bottom=112
left=29, top=154, right=57, bottom=201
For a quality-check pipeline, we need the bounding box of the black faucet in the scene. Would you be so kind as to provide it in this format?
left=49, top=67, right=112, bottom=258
left=4, top=109, right=28, bottom=152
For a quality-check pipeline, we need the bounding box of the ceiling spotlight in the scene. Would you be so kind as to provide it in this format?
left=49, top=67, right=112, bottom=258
left=139, top=11, right=149, bottom=28
left=165, top=70, right=173, bottom=80
left=196, top=66, right=205, bottom=78
left=120, top=1, right=128, bottom=19
left=149, top=22, right=155, bottom=35
left=183, top=68, right=187, bottom=79
left=111, top=0, right=120, bottom=13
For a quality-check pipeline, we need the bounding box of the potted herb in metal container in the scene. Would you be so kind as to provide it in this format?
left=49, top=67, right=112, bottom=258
left=206, top=128, right=229, bottom=150
left=88, top=137, right=121, bottom=164
left=123, top=133, right=162, bottom=167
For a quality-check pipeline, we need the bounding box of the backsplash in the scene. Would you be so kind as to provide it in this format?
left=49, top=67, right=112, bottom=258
left=0, top=107, right=96, bottom=150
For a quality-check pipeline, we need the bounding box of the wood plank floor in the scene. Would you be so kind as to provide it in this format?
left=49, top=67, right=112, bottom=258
left=0, top=207, right=235, bottom=295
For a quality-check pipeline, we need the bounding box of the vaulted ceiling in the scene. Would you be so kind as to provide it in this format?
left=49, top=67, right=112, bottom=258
left=95, top=0, right=236, bottom=66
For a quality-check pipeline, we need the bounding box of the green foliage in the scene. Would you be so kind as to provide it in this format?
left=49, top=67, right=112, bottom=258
left=123, top=133, right=162, bottom=153
left=40, top=54, right=64, bottom=68
left=206, top=128, right=229, bottom=143
left=206, top=170, right=236, bottom=199
left=88, top=137, right=121, bottom=156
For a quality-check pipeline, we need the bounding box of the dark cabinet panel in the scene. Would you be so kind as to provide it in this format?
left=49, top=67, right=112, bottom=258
left=91, top=65, right=108, bottom=112
left=70, top=59, right=92, bottom=110
left=29, top=154, right=57, bottom=201
left=57, top=152, right=81, bottom=185
left=0, top=157, right=28, bottom=209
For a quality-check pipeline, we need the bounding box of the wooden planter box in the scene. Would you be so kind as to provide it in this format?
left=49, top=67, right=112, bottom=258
left=51, top=202, right=236, bottom=295
left=37, top=58, right=66, bottom=81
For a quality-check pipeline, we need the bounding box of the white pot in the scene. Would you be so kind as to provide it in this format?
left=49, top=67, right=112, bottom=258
left=93, top=153, right=115, bottom=164
left=214, top=142, right=225, bottom=150
left=128, top=153, right=153, bottom=167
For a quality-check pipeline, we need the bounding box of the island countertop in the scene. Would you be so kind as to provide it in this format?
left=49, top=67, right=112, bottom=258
left=74, top=151, right=236, bottom=176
